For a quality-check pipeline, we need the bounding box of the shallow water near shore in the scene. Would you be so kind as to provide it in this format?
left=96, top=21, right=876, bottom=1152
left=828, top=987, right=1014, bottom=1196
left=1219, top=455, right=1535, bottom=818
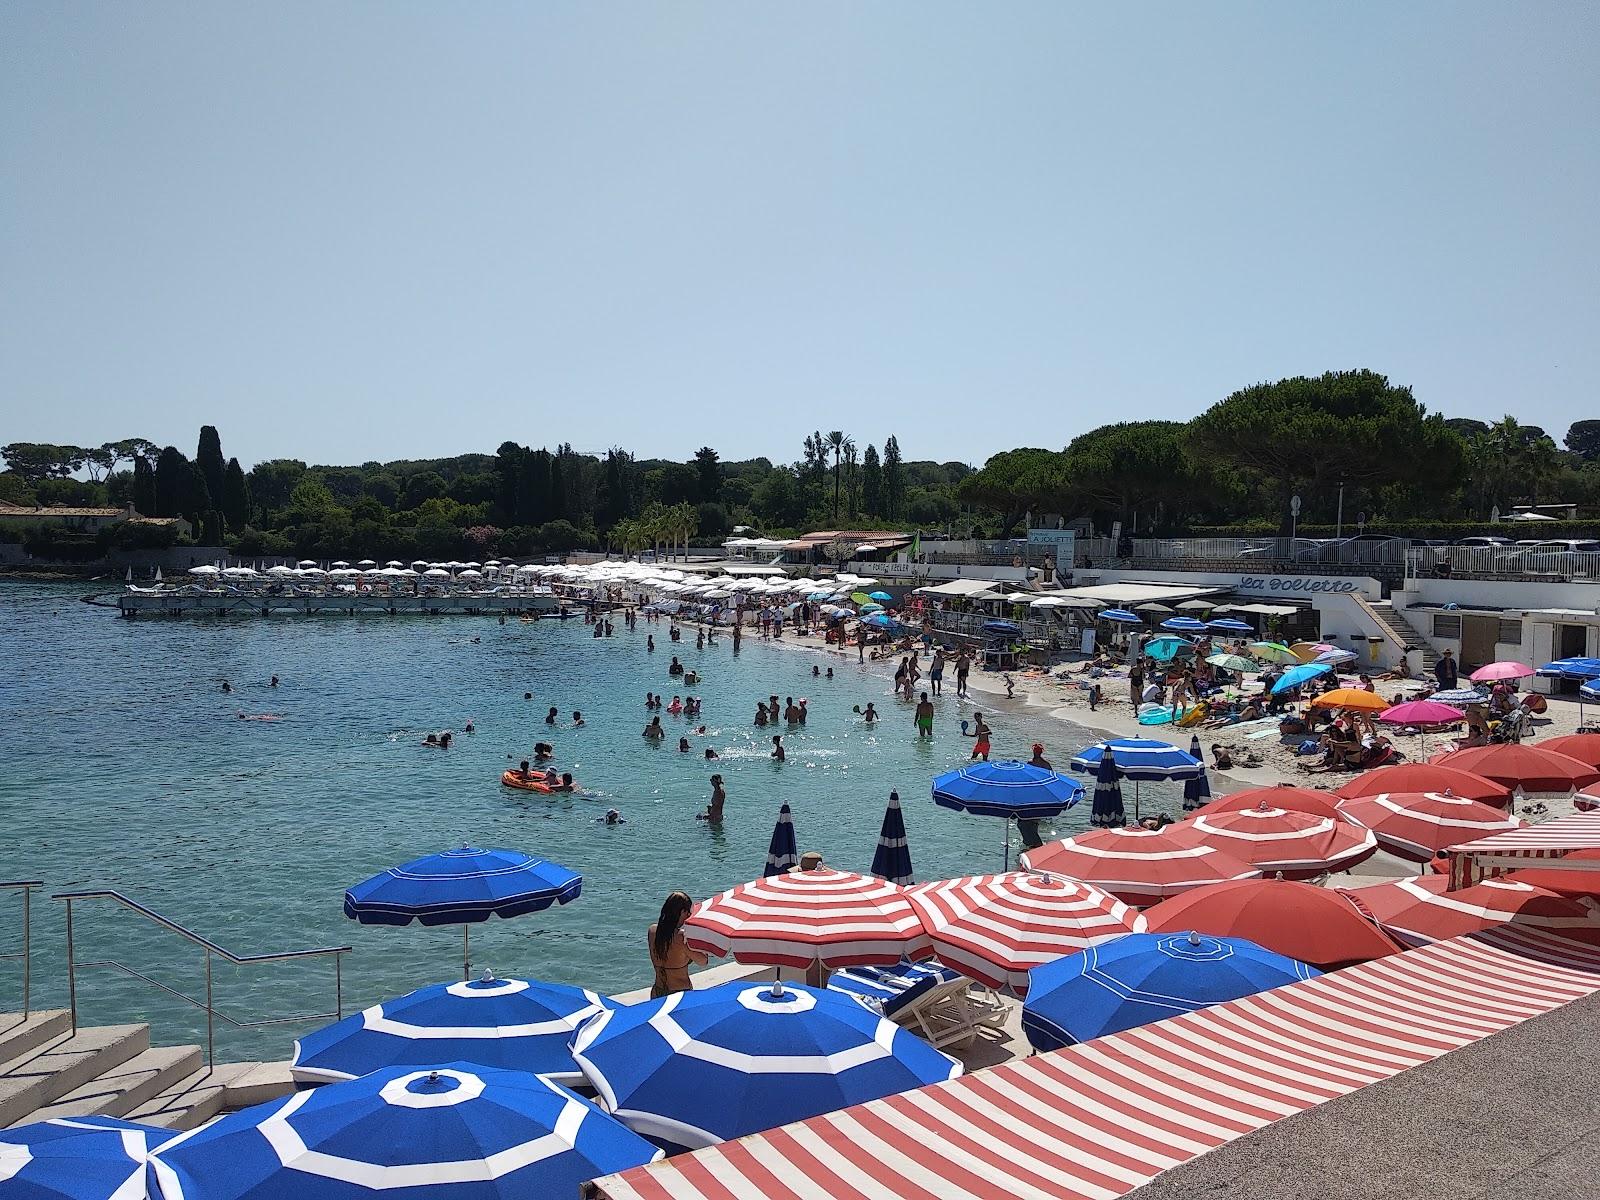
left=0, top=579, right=1194, bottom=1058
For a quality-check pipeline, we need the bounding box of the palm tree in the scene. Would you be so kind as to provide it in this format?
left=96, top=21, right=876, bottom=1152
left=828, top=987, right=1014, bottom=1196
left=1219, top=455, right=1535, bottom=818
left=826, top=431, right=846, bottom=518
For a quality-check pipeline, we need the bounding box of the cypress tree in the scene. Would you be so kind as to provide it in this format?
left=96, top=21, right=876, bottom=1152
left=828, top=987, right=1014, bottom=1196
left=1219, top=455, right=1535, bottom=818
left=132, top=455, right=156, bottom=515
left=196, top=425, right=226, bottom=513
left=222, top=457, right=251, bottom=531
left=153, top=447, right=188, bottom=517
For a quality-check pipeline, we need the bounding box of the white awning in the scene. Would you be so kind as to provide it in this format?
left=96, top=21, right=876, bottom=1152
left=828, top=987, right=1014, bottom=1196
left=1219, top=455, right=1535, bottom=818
left=915, top=579, right=1002, bottom=598
left=1227, top=602, right=1304, bottom=616
left=720, top=565, right=786, bottom=576
left=1055, top=582, right=1230, bottom=605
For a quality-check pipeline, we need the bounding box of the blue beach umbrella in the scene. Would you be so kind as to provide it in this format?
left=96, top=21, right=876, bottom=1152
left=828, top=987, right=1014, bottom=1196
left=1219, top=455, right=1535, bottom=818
left=291, top=973, right=614, bottom=1086
left=1099, top=609, right=1143, bottom=624
left=1270, top=662, right=1334, bottom=695
left=1068, top=739, right=1202, bottom=781
left=858, top=602, right=884, bottom=614
left=1183, top=734, right=1213, bottom=811
left=1160, top=616, right=1209, bottom=633
left=1206, top=618, right=1254, bottom=633
left=763, top=802, right=798, bottom=877
left=862, top=613, right=899, bottom=630
left=1584, top=680, right=1600, bottom=701
left=1537, top=657, right=1600, bottom=680
left=1089, top=750, right=1125, bottom=829
left=1144, top=636, right=1195, bottom=662
left=569, top=980, right=961, bottom=1152
left=149, top=1063, right=659, bottom=1200
left=1021, top=931, right=1320, bottom=1051
left=868, top=591, right=893, bottom=602
left=0, top=1116, right=172, bottom=1200
left=983, top=619, right=1021, bottom=635
left=806, top=591, right=832, bottom=601
left=870, top=791, right=914, bottom=885
left=933, top=761, right=1085, bottom=867
left=345, top=847, right=582, bottom=980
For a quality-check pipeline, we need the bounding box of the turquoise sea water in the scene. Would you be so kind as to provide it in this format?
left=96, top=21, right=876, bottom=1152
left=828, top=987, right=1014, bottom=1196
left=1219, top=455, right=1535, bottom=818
left=0, top=579, right=1185, bottom=1058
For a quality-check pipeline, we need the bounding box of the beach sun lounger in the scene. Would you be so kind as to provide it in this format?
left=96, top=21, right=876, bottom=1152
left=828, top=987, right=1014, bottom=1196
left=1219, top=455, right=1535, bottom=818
left=828, top=961, right=1008, bottom=1050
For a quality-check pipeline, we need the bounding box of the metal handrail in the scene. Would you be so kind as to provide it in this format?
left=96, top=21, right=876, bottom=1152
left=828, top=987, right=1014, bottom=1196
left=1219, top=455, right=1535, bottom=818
left=54, top=889, right=351, bottom=1066
left=0, top=881, right=41, bottom=1017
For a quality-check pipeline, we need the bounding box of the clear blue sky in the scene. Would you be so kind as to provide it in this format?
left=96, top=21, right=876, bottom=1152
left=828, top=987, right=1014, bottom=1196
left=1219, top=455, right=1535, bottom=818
left=3, top=3, right=1596, bottom=470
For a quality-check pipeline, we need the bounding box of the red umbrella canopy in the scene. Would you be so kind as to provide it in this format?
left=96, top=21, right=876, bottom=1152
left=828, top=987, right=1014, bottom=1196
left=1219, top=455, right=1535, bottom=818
left=1335, top=763, right=1511, bottom=807
left=1169, top=805, right=1378, bottom=880
left=1431, top=745, right=1600, bottom=797
left=1538, top=734, right=1600, bottom=771
left=1018, top=826, right=1259, bottom=906
left=905, top=872, right=1145, bottom=993
left=1508, top=848, right=1600, bottom=899
left=684, top=868, right=931, bottom=969
left=1335, top=792, right=1525, bottom=862
left=1204, top=785, right=1341, bottom=820
left=1343, top=874, right=1600, bottom=948
left=1143, top=878, right=1404, bottom=968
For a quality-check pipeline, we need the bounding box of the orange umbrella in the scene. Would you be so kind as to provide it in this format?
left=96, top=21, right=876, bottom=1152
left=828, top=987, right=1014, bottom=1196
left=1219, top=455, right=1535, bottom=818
left=1205, top=785, right=1341, bottom=820
left=1309, top=688, right=1390, bottom=712
left=1335, top=764, right=1510, bottom=807
left=1538, top=734, right=1600, bottom=771
left=1343, top=875, right=1600, bottom=947
left=1143, top=878, right=1404, bottom=969
left=1168, top=806, right=1378, bottom=880
left=1335, top=792, right=1524, bottom=862
left=1431, top=744, right=1600, bottom=797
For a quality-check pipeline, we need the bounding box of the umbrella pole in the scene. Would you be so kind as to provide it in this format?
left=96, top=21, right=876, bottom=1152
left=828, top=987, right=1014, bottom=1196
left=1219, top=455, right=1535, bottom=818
left=1004, top=819, right=1011, bottom=871
left=463, top=925, right=471, bottom=981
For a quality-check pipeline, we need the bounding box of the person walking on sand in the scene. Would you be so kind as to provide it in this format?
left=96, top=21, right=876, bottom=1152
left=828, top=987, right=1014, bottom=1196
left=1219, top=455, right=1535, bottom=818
left=1129, top=660, right=1145, bottom=709
left=955, top=651, right=971, bottom=698
left=915, top=691, right=935, bottom=738
left=929, top=648, right=945, bottom=696
left=648, top=892, right=708, bottom=998
left=1434, top=648, right=1458, bottom=690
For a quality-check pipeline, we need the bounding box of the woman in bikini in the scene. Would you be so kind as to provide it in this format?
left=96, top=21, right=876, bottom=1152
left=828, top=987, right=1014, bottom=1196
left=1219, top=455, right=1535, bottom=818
left=647, top=891, right=707, bottom=998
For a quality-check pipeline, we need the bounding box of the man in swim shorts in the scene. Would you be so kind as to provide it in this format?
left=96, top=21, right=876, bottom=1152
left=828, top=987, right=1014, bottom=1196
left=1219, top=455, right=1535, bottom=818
left=914, top=692, right=934, bottom=738
left=968, top=713, right=991, bottom=761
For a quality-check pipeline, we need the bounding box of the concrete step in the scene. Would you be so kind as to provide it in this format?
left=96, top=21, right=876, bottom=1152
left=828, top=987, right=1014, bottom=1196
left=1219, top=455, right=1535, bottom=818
left=125, top=1059, right=295, bottom=1131
left=0, top=1011, right=72, bottom=1066
left=24, top=1044, right=203, bottom=1124
left=0, top=1023, right=148, bottom=1128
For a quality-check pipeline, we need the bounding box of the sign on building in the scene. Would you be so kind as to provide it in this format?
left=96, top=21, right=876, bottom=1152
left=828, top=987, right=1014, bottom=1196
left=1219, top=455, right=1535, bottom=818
left=1027, top=528, right=1076, bottom=574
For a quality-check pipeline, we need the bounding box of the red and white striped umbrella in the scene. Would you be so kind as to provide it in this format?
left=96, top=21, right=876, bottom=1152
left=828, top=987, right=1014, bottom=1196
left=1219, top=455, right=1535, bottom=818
left=1018, top=826, right=1260, bottom=906
left=1343, top=874, right=1600, bottom=947
left=1336, top=791, right=1525, bottom=862
left=905, top=871, right=1145, bottom=993
left=1170, top=804, right=1378, bottom=880
left=683, top=868, right=931, bottom=969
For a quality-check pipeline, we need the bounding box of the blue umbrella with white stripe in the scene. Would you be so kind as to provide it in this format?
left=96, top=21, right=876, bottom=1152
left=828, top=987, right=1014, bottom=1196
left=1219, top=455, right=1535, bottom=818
left=291, top=972, right=614, bottom=1086
left=1021, top=932, right=1319, bottom=1051
left=1089, top=749, right=1126, bottom=828
left=569, top=980, right=961, bottom=1153
left=345, top=847, right=582, bottom=980
left=1072, top=738, right=1200, bottom=822
left=149, top=1063, right=659, bottom=1200
left=1206, top=618, right=1255, bottom=633
left=1183, top=734, right=1213, bottom=812
left=932, top=761, right=1085, bottom=868
left=1160, top=616, right=1209, bottom=633
left=1069, top=739, right=1203, bottom=781
left=869, top=791, right=914, bottom=885
left=763, top=803, right=798, bottom=876
left=1098, top=609, right=1143, bottom=624
left=0, top=1116, right=172, bottom=1200
left=1270, top=662, right=1334, bottom=694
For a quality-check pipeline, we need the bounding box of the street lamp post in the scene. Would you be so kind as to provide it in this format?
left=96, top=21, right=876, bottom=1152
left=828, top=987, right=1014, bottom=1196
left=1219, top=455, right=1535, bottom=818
left=1336, top=480, right=1346, bottom=539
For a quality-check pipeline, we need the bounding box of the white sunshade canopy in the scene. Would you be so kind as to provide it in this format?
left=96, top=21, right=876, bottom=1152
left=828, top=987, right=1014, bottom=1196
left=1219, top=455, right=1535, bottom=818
left=423, top=568, right=450, bottom=578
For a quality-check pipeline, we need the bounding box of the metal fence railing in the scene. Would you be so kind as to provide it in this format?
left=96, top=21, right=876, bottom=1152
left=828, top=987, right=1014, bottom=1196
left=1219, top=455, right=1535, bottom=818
left=1406, top=547, right=1600, bottom=582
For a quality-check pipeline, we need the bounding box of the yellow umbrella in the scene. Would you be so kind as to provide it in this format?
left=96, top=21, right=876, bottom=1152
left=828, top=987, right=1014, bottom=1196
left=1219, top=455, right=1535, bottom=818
left=1249, top=641, right=1300, bottom=664
left=1309, top=688, right=1390, bottom=712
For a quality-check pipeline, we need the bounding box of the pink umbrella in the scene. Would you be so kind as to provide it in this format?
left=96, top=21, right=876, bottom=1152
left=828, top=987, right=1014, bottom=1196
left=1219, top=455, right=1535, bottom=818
left=1379, top=699, right=1466, bottom=755
left=1469, top=661, right=1535, bottom=683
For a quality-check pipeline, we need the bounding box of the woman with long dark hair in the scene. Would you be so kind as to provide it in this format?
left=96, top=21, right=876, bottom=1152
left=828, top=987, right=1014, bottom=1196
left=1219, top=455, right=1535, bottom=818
left=648, top=891, right=707, bottom=998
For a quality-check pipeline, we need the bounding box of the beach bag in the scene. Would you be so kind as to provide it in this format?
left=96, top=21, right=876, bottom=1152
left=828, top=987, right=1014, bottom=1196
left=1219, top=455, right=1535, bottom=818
left=1296, top=738, right=1320, bottom=756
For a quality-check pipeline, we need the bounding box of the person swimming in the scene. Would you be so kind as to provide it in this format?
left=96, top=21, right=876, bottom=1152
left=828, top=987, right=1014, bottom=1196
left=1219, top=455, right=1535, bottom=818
left=826, top=667, right=834, bottom=679
left=524, top=692, right=533, bottom=701
left=602, top=808, right=625, bottom=825
left=771, top=735, right=785, bottom=762
left=423, top=733, right=440, bottom=746
left=572, top=711, right=584, bottom=726
left=812, top=664, right=820, bottom=676
left=269, top=675, right=279, bottom=687
left=534, top=741, right=554, bottom=759
left=464, top=720, right=475, bottom=733
left=643, top=716, right=665, bottom=739
left=545, top=707, right=559, bottom=725
left=754, top=704, right=769, bottom=726
left=862, top=703, right=878, bottom=723
left=667, top=696, right=683, bottom=715
left=678, top=737, right=691, bottom=752
left=704, top=747, right=719, bottom=759
left=221, top=680, right=232, bottom=693
left=669, top=656, right=684, bottom=676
